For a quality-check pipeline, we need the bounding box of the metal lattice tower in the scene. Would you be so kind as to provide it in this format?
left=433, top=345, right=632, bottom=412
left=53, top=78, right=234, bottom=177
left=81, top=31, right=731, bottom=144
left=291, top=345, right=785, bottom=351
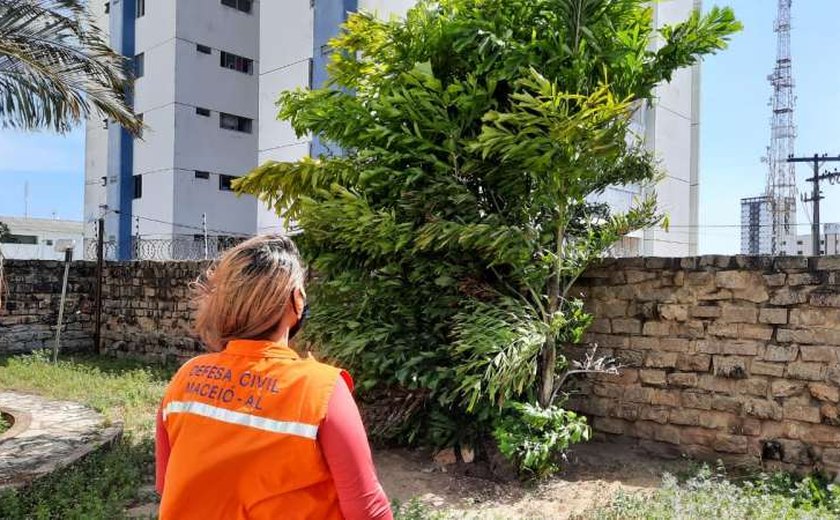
left=765, top=0, right=797, bottom=254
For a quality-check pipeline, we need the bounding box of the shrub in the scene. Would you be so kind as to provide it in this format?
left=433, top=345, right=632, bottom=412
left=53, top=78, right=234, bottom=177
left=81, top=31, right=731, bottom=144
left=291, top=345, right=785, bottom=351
left=237, top=0, right=741, bottom=452
left=493, top=401, right=590, bottom=479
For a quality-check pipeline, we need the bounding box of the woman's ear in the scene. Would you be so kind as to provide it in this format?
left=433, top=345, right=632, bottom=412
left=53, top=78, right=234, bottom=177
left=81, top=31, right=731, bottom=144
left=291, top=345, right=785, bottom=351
left=293, top=287, right=306, bottom=317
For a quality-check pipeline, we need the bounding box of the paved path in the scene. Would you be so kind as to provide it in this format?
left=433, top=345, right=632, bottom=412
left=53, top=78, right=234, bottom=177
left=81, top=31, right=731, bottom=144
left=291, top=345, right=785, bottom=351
left=0, top=391, right=122, bottom=489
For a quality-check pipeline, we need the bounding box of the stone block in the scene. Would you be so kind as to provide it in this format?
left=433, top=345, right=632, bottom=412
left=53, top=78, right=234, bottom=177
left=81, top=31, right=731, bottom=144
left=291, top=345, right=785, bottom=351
left=611, top=318, right=642, bottom=335
left=614, top=402, right=640, bottom=421
left=670, top=408, right=701, bottom=426
left=771, top=380, right=805, bottom=398
left=787, top=273, right=821, bottom=286
left=751, top=361, right=786, bottom=378
left=623, top=386, right=653, bottom=403
left=639, top=369, right=668, bottom=387
left=744, top=399, right=783, bottom=421
left=789, top=423, right=840, bottom=445
left=778, top=328, right=840, bottom=346
left=628, top=336, right=660, bottom=351
left=645, top=351, right=678, bottom=369
left=630, top=421, right=656, bottom=440
left=593, top=301, right=628, bottom=318
left=673, top=320, right=706, bottom=339
left=787, top=362, right=825, bottom=381
left=815, top=257, right=840, bottom=271
left=820, top=404, right=840, bottom=426
left=677, top=354, right=712, bottom=372
left=593, top=417, right=627, bottom=435
left=712, top=396, right=742, bottom=414
left=783, top=402, right=822, bottom=424
left=721, top=340, right=761, bottom=357
left=763, top=344, right=798, bottom=362
left=718, top=304, right=759, bottom=324
left=790, top=309, right=840, bottom=328
left=714, top=434, right=749, bottom=454
left=686, top=271, right=714, bottom=286
left=708, top=322, right=738, bottom=338
left=667, top=372, right=698, bottom=388
left=800, top=346, right=839, bottom=364
left=759, top=308, right=788, bottom=325
left=770, top=288, right=810, bottom=306
left=639, top=405, right=670, bottom=424
left=737, top=378, right=769, bottom=397
left=809, top=383, right=840, bottom=403
left=763, top=273, right=787, bottom=287
left=659, top=304, right=689, bottom=322
left=613, top=349, right=645, bottom=367
left=697, top=289, right=733, bottom=301
left=660, top=338, right=691, bottom=353
left=590, top=319, right=612, bottom=333
left=653, top=425, right=681, bottom=445
left=715, top=271, right=752, bottom=290
left=650, top=389, right=681, bottom=407
left=774, top=256, right=809, bottom=271
left=642, top=321, right=672, bottom=337
left=682, top=391, right=712, bottom=410
left=681, top=427, right=716, bottom=446
left=810, top=292, right=840, bottom=308
left=691, top=305, right=722, bottom=319
left=713, top=356, right=749, bottom=379
left=626, top=270, right=659, bottom=284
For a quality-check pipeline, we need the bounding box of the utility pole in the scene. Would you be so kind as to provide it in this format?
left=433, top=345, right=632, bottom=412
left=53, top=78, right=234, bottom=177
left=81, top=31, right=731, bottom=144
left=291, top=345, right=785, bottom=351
left=788, top=154, right=840, bottom=256
left=202, top=213, right=209, bottom=260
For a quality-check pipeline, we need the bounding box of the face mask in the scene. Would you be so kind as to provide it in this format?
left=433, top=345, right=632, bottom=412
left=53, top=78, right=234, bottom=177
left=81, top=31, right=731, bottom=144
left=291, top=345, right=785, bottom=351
left=289, top=302, right=310, bottom=340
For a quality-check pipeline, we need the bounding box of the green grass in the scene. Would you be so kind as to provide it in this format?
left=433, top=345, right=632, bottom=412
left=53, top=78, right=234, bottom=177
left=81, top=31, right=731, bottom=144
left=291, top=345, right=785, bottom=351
left=0, top=414, right=9, bottom=435
left=578, top=465, right=840, bottom=520
left=0, top=351, right=175, bottom=519
left=0, top=350, right=174, bottom=437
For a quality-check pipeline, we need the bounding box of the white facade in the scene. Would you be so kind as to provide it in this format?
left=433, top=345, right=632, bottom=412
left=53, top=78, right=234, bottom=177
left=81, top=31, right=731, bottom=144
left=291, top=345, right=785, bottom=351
left=0, top=217, right=84, bottom=261
left=784, top=224, right=840, bottom=257
left=87, top=0, right=701, bottom=258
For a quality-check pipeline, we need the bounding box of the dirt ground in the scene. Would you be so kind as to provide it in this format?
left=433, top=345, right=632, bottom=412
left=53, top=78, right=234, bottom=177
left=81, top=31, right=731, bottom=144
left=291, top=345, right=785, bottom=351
left=377, top=440, right=689, bottom=519
left=129, top=441, right=686, bottom=519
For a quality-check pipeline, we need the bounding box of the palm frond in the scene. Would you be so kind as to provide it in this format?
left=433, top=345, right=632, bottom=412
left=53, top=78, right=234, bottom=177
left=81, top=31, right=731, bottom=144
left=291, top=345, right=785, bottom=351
left=0, top=0, right=141, bottom=134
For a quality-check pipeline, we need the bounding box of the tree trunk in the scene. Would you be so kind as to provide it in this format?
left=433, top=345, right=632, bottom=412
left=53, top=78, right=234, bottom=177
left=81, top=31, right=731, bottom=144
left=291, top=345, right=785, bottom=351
left=538, top=220, right=565, bottom=408
left=538, top=336, right=556, bottom=407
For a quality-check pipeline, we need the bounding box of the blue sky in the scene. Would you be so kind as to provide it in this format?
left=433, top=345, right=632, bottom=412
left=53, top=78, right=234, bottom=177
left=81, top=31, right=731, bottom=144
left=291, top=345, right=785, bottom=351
left=1, top=1, right=838, bottom=254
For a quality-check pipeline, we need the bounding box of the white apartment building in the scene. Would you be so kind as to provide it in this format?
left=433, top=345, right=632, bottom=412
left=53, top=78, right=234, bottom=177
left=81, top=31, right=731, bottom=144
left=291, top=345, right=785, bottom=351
left=0, top=217, right=84, bottom=261
left=86, top=0, right=701, bottom=259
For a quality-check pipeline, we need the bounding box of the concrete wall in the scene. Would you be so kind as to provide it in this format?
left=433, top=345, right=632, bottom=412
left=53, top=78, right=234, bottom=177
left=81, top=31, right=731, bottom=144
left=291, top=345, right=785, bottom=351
left=571, top=255, right=840, bottom=473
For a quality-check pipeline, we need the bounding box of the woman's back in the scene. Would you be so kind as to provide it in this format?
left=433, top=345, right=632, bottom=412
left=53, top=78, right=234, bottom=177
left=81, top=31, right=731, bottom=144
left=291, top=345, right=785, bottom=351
left=159, top=340, right=347, bottom=520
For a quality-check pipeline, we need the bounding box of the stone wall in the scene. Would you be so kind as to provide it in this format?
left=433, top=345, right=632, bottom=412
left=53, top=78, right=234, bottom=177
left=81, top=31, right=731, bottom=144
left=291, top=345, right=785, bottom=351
left=4, top=255, right=840, bottom=471
left=570, top=255, right=840, bottom=473
left=98, top=262, right=207, bottom=363
left=1, top=259, right=205, bottom=362
left=0, top=260, right=96, bottom=354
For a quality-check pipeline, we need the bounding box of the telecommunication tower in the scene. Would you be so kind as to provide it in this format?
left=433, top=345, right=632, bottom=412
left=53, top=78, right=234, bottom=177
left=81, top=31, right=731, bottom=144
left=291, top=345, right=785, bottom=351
left=765, top=0, right=797, bottom=254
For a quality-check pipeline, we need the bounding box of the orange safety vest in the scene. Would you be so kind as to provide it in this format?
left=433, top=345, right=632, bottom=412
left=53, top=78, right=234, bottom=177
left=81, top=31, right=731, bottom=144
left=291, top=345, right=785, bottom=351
left=159, top=339, right=350, bottom=520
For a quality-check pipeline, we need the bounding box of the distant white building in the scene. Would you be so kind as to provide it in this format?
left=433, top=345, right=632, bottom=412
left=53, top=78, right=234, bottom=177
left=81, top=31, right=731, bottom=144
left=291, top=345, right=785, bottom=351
left=740, top=196, right=775, bottom=255
left=0, top=216, right=84, bottom=261
left=785, top=223, right=840, bottom=257
left=86, top=0, right=702, bottom=259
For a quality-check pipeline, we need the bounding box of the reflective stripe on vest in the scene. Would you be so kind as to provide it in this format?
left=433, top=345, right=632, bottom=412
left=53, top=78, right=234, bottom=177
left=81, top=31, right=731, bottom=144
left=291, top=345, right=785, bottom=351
left=163, top=400, right=319, bottom=439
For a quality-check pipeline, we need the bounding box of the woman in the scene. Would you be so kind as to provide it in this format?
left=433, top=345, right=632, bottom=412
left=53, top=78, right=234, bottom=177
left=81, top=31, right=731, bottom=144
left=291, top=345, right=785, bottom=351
left=155, top=235, right=392, bottom=520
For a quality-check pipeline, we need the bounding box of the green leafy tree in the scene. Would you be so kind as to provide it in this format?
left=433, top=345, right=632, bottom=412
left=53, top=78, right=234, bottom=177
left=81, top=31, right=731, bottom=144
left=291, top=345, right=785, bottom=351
left=238, top=0, right=740, bottom=448
left=0, top=0, right=142, bottom=133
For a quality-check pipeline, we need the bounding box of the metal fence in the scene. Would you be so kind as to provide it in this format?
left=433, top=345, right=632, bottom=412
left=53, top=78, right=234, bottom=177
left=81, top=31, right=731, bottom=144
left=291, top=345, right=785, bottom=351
left=84, top=235, right=253, bottom=261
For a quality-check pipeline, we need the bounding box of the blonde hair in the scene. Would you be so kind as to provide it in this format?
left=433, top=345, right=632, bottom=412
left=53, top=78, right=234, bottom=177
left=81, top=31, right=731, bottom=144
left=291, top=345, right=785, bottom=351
left=192, top=234, right=306, bottom=351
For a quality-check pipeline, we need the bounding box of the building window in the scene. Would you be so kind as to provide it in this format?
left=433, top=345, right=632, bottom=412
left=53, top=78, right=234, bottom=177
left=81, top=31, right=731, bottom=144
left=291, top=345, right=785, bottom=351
left=797, top=250, right=803, bottom=255
left=45, top=239, right=54, bottom=246
left=0, top=234, right=37, bottom=245
left=134, top=53, right=144, bottom=78
left=221, top=0, right=252, bottom=14
left=104, top=2, right=110, bottom=14
left=220, top=51, right=253, bottom=75
left=196, top=44, right=212, bottom=55
left=308, top=58, right=313, bottom=88
left=219, top=112, right=252, bottom=133
left=133, top=175, right=143, bottom=199
left=196, top=107, right=211, bottom=117
left=136, top=0, right=145, bottom=18
left=195, top=170, right=210, bottom=179
left=219, top=174, right=236, bottom=191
